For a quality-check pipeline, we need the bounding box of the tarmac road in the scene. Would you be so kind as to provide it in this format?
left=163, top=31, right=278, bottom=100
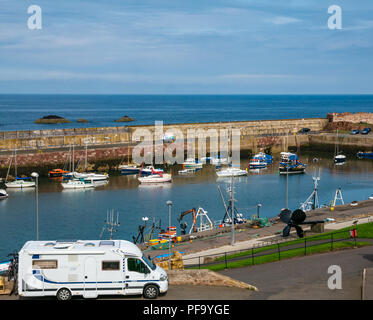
left=220, top=245, right=373, bottom=300
left=0, top=284, right=254, bottom=300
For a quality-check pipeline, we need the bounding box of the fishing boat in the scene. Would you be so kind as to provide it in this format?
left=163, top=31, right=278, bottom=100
left=158, top=226, right=177, bottom=240
left=138, top=173, right=172, bottom=184
left=334, top=129, right=346, bottom=164
left=279, top=152, right=306, bottom=175
left=216, top=167, right=248, bottom=177
left=0, top=189, right=8, bottom=200
left=0, top=260, right=10, bottom=274
left=61, top=179, right=95, bottom=189
left=248, top=152, right=273, bottom=169
left=357, top=151, right=373, bottom=159
left=182, top=158, right=203, bottom=169
left=48, top=168, right=69, bottom=178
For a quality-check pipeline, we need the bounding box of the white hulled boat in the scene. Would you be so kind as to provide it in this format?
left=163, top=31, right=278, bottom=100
left=5, top=179, right=35, bottom=189
left=0, top=189, right=8, bottom=199
left=138, top=173, right=172, bottom=184
left=61, top=179, right=95, bottom=189
left=216, top=167, right=247, bottom=177
left=182, top=158, right=203, bottom=169
left=64, top=172, right=109, bottom=182
left=334, top=129, right=346, bottom=164
left=5, top=149, right=35, bottom=189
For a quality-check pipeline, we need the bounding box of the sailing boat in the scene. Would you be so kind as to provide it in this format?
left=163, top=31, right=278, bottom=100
left=5, top=150, right=36, bottom=189
left=118, top=143, right=141, bottom=175
left=334, top=129, right=346, bottom=164
left=62, top=143, right=109, bottom=181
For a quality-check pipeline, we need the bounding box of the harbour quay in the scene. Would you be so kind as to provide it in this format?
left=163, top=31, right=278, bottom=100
left=0, top=112, right=372, bottom=175
left=0, top=116, right=331, bottom=175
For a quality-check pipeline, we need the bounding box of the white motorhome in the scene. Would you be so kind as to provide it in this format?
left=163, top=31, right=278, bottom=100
left=18, top=239, right=168, bottom=300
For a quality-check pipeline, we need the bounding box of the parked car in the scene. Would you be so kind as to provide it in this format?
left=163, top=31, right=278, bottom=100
left=299, top=128, right=311, bottom=133
left=350, top=129, right=360, bottom=135
left=361, top=128, right=371, bottom=135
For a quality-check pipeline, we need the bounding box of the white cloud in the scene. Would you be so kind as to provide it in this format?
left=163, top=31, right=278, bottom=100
left=270, top=16, right=301, bottom=25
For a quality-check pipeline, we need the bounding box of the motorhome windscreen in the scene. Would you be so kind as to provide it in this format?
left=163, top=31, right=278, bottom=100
left=128, top=258, right=150, bottom=273
left=142, top=255, right=156, bottom=270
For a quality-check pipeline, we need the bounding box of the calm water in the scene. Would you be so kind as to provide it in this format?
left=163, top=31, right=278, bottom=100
left=1, top=156, right=373, bottom=260
left=0, top=94, right=373, bottom=131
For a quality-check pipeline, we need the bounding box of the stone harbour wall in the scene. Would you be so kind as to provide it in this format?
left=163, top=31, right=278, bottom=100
left=327, top=112, right=373, bottom=125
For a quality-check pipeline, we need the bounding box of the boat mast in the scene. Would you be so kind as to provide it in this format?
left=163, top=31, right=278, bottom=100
left=5, top=155, right=12, bottom=182
left=85, top=141, right=88, bottom=171
left=72, top=142, right=75, bottom=172
left=14, top=148, right=17, bottom=178
left=335, top=129, right=339, bottom=156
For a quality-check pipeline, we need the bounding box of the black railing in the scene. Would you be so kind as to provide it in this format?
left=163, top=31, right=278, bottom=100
left=183, top=229, right=360, bottom=270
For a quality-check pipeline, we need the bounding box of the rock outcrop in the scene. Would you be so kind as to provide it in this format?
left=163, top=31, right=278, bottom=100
left=34, top=115, right=71, bottom=124
left=114, top=115, right=134, bottom=122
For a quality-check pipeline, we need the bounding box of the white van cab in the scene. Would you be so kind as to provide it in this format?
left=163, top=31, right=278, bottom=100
left=17, top=239, right=168, bottom=300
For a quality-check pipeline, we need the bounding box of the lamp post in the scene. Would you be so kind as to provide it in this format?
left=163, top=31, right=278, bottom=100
left=230, top=176, right=235, bottom=246
left=257, top=204, right=262, bottom=219
left=31, top=172, right=39, bottom=240
left=166, top=200, right=172, bottom=270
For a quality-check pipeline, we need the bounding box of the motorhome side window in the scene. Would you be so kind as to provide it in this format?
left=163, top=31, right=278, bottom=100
left=127, top=258, right=149, bottom=274
left=32, top=260, right=58, bottom=269
left=102, top=261, right=120, bottom=271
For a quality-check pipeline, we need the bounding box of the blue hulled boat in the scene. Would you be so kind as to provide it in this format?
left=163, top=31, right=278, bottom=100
left=357, top=151, right=373, bottom=159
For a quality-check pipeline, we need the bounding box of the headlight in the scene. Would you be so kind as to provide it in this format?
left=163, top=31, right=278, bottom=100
left=160, top=274, right=168, bottom=281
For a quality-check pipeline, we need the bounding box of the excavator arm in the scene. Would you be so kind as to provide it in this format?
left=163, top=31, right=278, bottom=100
left=178, top=208, right=197, bottom=233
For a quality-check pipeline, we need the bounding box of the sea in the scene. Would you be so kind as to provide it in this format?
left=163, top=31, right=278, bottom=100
left=0, top=94, right=373, bottom=260
left=0, top=94, right=372, bottom=131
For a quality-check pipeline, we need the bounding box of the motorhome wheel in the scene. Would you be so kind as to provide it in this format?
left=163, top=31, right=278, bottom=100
left=56, top=288, right=72, bottom=301
left=143, top=284, right=159, bottom=299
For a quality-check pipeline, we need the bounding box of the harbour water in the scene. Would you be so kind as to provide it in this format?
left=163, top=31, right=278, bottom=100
left=1, top=154, right=372, bottom=260
left=1, top=94, right=373, bottom=131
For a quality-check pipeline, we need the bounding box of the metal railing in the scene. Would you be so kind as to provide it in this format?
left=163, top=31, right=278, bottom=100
left=183, top=229, right=360, bottom=270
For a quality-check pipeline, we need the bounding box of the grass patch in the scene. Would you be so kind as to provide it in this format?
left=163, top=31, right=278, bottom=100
left=213, top=221, right=373, bottom=262
left=200, top=241, right=370, bottom=271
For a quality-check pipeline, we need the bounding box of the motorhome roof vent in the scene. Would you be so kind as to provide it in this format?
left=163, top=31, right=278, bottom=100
left=84, top=243, right=95, bottom=247
left=53, top=243, right=73, bottom=249
left=44, top=242, right=56, bottom=247
left=99, top=240, right=115, bottom=247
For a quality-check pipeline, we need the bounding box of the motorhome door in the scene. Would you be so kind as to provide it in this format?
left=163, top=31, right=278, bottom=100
left=125, top=257, right=151, bottom=294
left=83, top=257, right=97, bottom=298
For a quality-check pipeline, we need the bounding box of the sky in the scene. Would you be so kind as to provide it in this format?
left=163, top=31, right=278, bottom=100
left=0, top=0, right=372, bottom=94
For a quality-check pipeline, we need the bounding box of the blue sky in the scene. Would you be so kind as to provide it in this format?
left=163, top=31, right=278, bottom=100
left=0, top=0, right=372, bottom=94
